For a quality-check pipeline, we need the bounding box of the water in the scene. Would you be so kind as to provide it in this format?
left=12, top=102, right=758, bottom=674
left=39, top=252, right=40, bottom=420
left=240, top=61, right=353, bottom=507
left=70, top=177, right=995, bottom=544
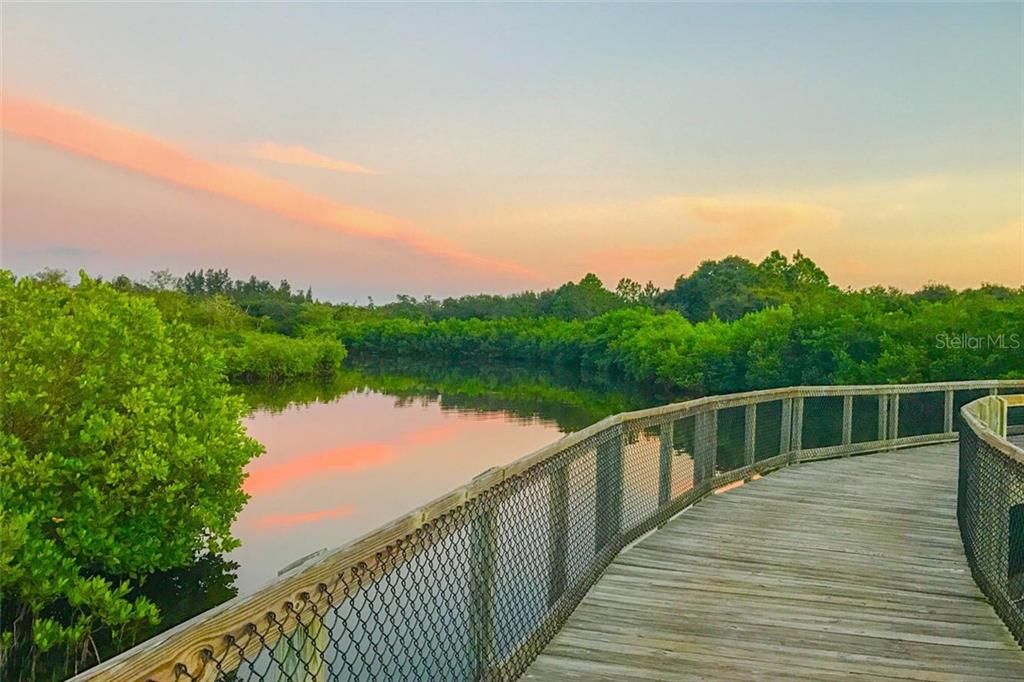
left=228, top=362, right=662, bottom=593
left=232, top=391, right=562, bottom=591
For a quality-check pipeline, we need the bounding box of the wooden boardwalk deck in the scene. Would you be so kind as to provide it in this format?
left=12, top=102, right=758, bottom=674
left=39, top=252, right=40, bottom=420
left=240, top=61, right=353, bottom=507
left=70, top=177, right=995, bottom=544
left=526, top=443, right=1024, bottom=681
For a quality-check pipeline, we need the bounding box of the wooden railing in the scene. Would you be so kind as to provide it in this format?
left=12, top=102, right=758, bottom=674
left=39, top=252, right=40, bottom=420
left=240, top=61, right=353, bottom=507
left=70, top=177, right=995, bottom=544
left=959, top=393, right=1024, bottom=645
left=73, top=379, right=1024, bottom=681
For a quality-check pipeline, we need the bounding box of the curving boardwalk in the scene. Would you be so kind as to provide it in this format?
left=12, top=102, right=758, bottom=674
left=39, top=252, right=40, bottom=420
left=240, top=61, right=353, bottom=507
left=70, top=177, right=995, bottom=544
left=527, top=443, right=1024, bottom=681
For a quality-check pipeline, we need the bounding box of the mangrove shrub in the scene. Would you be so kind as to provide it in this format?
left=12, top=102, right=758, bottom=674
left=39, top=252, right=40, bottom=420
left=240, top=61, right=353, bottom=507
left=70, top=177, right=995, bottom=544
left=0, top=271, right=262, bottom=676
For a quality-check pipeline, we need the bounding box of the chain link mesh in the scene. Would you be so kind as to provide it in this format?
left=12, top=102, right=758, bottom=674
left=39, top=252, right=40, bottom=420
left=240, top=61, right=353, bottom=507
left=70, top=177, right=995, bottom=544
left=84, top=382, right=1021, bottom=681
left=958, top=410, right=1024, bottom=646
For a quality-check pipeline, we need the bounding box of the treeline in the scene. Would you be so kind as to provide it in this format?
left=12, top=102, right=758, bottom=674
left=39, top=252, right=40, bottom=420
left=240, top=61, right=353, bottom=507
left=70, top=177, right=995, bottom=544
left=333, top=251, right=1022, bottom=394
left=336, top=293, right=1022, bottom=394
left=31, top=268, right=348, bottom=381
left=26, top=250, right=1024, bottom=394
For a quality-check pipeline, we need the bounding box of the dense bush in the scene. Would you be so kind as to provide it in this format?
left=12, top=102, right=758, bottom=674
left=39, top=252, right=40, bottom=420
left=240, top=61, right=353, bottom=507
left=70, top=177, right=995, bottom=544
left=222, top=331, right=347, bottom=382
left=0, top=272, right=262, bottom=678
left=335, top=288, right=1024, bottom=395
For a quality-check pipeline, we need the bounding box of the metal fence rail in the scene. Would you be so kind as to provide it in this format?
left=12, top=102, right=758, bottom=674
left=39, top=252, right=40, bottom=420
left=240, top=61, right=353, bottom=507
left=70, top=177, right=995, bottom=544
left=959, top=394, right=1024, bottom=646
left=75, top=380, right=1024, bottom=681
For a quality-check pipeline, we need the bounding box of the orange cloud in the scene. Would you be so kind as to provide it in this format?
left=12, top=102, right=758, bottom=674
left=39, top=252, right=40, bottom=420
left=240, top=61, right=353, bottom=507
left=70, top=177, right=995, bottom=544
left=0, top=94, right=540, bottom=281
left=581, top=196, right=838, bottom=277
left=250, top=141, right=380, bottom=175
left=677, top=196, right=839, bottom=235
left=255, top=504, right=355, bottom=530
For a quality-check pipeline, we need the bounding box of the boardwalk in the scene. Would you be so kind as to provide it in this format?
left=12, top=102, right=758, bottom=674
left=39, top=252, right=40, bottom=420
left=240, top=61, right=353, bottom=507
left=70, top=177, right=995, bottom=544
left=527, top=443, right=1024, bottom=681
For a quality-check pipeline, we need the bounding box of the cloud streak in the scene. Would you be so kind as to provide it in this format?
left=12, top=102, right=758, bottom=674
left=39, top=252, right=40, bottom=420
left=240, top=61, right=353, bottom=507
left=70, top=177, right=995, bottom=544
left=677, top=196, right=839, bottom=236
left=0, top=94, right=540, bottom=281
left=255, top=504, right=355, bottom=530
left=250, top=141, right=381, bottom=175
left=579, top=194, right=839, bottom=274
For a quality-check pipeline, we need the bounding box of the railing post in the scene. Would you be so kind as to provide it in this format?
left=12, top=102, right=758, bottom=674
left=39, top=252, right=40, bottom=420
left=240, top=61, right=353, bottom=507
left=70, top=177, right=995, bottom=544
left=547, top=464, right=568, bottom=607
left=944, top=390, right=955, bottom=433
left=744, top=404, right=756, bottom=466
left=878, top=394, right=889, bottom=442
left=780, top=399, right=793, bottom=454
left=695, top=410, right=717, bottom=483
left=791, top=397, right=804, bottom=453
left=888, top=394, right=900, bottom=440
left=842, top=395, right=853, bottom=445
left=595, top=429, right=624, bottom=554
left=273, top=614, right=327, bottom=682
left=470, top=502, right=497, bottom=678
left=659, top=420, right=674, bottom=506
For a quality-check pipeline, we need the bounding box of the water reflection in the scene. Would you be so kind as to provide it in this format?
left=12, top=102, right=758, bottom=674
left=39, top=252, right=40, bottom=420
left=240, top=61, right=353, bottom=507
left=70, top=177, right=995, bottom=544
left=128, top=362, right=660, bottom=646
left=228, top=362, right=662, bottom=593
left=237, top=360, right=667, bottom=431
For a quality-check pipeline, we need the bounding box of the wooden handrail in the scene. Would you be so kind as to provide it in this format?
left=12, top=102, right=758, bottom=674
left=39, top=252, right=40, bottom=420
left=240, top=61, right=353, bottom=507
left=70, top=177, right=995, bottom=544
left=72, top=379, right=1024, bottom=681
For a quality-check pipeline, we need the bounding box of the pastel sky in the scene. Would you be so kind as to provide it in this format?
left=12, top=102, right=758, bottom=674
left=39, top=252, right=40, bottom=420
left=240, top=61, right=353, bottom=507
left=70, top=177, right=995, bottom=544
left=2, top=3, right=1021, bottom=300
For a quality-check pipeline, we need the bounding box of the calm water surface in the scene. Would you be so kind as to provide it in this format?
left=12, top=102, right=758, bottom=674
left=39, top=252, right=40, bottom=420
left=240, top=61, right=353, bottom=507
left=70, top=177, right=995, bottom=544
left=227, top=363, right=662, bottom=593
left=231, top=391, right=565, bottom=591
left=115, top=363, right=662, bottom=649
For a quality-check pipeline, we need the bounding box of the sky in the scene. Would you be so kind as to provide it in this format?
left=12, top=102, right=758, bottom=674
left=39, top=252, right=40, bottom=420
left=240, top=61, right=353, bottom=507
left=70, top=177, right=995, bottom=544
left=2, top=3, right=1022, bottom=301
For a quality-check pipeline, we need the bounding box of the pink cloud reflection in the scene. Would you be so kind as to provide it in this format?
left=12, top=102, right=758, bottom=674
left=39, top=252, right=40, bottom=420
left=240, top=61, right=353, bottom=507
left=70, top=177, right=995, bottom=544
left=243, top=421, right=465, bottom=495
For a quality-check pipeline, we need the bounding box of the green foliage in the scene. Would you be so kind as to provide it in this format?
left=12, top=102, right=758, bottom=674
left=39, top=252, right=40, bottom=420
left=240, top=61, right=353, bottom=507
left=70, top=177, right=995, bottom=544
left=657, top=250, right=833, bottom=322
left=222, top=332, right=347, bottom=382
left=334, top=278, right=1024, bottom=395
left=0, top=271, right=262, bottom=677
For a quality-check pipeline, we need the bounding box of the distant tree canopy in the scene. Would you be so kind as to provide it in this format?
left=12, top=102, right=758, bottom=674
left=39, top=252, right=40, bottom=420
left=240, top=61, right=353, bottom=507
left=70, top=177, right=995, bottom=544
left=25, top=249, right=1021, bottom=394
left=657, top=250, right=832, bottom=322
left=0, top=272, right=262, bottom=675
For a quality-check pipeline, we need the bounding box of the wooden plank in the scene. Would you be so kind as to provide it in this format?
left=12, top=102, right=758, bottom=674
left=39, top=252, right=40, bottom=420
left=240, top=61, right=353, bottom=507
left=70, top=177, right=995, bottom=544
left=842, top=395, right=853, bottom=445
left=889, top=392, right=900, bottom=440
left=878, top=394, right=888, bottom=442
left=694, top=410, right=717, bottom=483
left=594, top=431, right=624, bottom=553
left=780, top=399, right=793, bottom=454
left=944, top=389, right=955, bottom=433
left=548, top=465, right=569, bottom=607
left=743, top=404, right=756, bottom=466
left=470, top=503, right=497, bottom=678
left=658, top=421, right=673, bottom=506
left=792, top=396, right=804, bottom=452
left=528, top=443, right=1024, bottom=681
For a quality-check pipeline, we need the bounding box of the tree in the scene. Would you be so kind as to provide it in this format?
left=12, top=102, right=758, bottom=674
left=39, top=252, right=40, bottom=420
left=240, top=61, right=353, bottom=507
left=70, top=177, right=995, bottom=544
left=913, top=282, right=956, bottom=303
left=787, top=250, right=830, bottom=288
left=0, top=271, right=262, bottom=677
left=146, top=269, right=177, bottom=292
left=546, top=273, right=623, bottom=320
left=615, top=278, right=661, bottom=307
left=31, top=269, right=67, bottom=287
left=659, top=256, right=764, bottom=322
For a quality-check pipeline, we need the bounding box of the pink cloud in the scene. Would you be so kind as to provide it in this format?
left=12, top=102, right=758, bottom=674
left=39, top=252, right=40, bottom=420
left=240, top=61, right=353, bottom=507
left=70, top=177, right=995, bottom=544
left=0, top=94, right=541, bottom=282
left=581, top=195, right=839, bottom=279
left=250, top=141, right=380, bottom=175
left=255, top=504, right=355, bottom=530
